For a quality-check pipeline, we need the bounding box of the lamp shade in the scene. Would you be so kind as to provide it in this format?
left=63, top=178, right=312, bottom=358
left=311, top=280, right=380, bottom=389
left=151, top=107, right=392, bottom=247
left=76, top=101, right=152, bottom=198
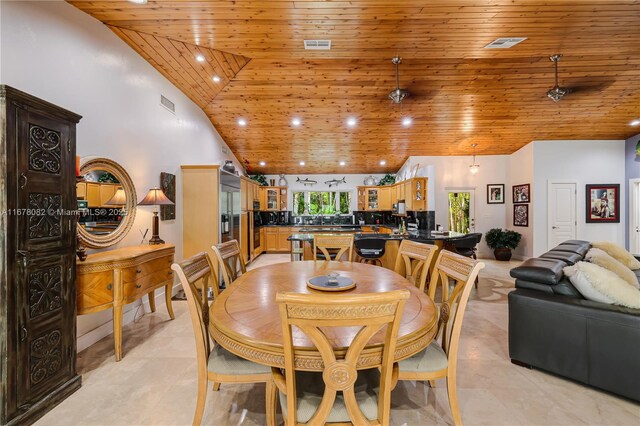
left=105, top=188, right=127, bottom=205
left=138, top=187, right=174, bottom=206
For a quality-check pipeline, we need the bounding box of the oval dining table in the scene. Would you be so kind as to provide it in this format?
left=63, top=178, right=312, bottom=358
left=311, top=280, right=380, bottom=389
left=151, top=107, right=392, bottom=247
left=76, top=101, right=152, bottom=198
left=208, top=260, right=438, bottom=370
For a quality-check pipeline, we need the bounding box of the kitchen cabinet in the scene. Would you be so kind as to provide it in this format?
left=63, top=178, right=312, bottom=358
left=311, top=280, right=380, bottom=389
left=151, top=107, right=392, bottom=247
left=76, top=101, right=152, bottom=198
left=279, top=187, right=288, bottom=210
left=240, top=212, right=249, bottom=261
left=99, top=183, right=119, bottom=207
left=366, top=188, right=379, bottom=210
left=86, top=182, right=101, bottom=207
left=265, top=227, right=278, bottom=251
left=266, top=188, right=278, bottom=210
left=357, top=187, right=366, bottom=211
left=379, top=187, right=392, bottom=210
left=240, top=179, right=248, bottom=211
left=277, top=227, right=292, bottom=251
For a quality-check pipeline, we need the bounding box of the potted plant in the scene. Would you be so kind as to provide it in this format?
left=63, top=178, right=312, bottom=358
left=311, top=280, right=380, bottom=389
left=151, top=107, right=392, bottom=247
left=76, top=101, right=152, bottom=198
left=379, top=174, right=396, bottom=186
left=250, top=174, right=268, bottom=186
left=485, top=228, right=522, bottom=261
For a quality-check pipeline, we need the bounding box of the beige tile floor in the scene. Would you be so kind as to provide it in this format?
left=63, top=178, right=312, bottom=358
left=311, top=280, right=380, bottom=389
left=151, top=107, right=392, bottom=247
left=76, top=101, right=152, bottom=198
left=36, top=255, right=640, bottom=426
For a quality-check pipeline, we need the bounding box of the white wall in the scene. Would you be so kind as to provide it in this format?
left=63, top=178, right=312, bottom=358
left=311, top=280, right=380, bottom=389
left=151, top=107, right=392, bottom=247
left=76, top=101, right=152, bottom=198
left=532, top=140, right=626, bottom=256
left=508, top=144, right=535, bottom=258
left=263, top=174, right=385, bottom=212
left=1, top=1, right=240, bottom=350
left=396, top=155, right=510, bottom=258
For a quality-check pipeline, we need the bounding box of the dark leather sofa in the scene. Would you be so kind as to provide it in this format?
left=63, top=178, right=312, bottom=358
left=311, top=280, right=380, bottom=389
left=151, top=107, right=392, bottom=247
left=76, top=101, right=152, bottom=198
left=509, top=240, right=640, bottom=402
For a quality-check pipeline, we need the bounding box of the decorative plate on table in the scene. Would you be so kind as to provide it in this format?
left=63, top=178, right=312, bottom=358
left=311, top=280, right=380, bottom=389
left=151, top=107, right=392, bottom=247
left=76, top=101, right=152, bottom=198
left=307, top=274, right=356, bottom=291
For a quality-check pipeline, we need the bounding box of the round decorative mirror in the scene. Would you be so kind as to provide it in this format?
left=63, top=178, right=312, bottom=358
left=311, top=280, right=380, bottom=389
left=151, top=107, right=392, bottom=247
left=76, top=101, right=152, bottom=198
left=77, top=158, right=137, bottom=249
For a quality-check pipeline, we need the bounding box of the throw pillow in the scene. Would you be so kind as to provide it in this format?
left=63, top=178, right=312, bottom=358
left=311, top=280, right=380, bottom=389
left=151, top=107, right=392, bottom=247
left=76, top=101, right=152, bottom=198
left=591, top=241, right=640, bottom=270
left=585, top=248, right=640, bottom=289
left=564, top=262, right=640, bottom=308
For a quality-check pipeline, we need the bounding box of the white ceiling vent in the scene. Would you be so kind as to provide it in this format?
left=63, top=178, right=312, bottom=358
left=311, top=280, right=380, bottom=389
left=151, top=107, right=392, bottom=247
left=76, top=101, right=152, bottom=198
left=304, top=40, right=331, bottom=50
left=160, top=95, right=175, bottom=113
left=484, top=37, right=527, bottom=49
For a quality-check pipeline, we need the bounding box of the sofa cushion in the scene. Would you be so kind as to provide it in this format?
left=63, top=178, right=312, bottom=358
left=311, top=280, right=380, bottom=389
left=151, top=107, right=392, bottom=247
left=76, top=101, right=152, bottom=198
left=515, top=278, right=583, bottom=298
left=540, top=250, right=583, bottom=265
left=592, top=241, right=640, bottom=270
left=585, top=248, right=639, bottom=289
left=564, top=262, right=640, bottom=309
left=552, top=242, right=590, bottom=257
left=510, top=258, right=566, bottom=286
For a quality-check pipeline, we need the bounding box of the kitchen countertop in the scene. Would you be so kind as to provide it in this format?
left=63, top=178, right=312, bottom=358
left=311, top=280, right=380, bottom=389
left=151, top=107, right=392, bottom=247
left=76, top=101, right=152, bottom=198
left=287, top=230, right=465, bottom=243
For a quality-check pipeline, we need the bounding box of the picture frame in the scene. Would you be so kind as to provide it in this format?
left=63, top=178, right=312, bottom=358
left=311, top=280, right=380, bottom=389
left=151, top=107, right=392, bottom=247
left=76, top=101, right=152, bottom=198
left=513, top=204, right=529, bottom=227
left=160, top=172, right=176, bottom=220
left=586, top=184, right=620, bottom=223
left=512, top=183, right=530, bottom=203
left=487, top=184, right=505, bottom=204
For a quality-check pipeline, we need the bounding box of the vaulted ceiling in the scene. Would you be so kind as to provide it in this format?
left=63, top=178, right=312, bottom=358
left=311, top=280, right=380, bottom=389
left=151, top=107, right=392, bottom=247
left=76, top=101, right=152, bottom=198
left=68, top=0, right=640, bottom=174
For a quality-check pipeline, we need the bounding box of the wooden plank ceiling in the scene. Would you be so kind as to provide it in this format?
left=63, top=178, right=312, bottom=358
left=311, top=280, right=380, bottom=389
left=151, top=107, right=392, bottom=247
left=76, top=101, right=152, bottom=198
left=68, top=0, right=640, bottom=174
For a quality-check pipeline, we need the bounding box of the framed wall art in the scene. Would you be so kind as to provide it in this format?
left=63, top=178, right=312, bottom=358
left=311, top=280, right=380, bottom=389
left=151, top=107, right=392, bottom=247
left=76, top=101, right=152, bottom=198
left=160, top=172, right=176, bottom=220
left=513, top=204, right=529, bottom=227
left=512, top=184, right=530, bottom=203
left=487, top=184, right=505, bottom=204
left=586, top=184, right=620, bottom=223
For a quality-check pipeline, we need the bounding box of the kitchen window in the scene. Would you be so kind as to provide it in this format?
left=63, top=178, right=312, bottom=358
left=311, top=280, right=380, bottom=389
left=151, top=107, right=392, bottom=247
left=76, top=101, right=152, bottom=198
left=292, top=191, right=351, bottom=215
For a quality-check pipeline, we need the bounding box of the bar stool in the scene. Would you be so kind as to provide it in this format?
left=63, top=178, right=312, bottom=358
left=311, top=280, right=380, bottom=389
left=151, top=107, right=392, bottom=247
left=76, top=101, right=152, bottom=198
left=354, top=237, right=386, bottom=266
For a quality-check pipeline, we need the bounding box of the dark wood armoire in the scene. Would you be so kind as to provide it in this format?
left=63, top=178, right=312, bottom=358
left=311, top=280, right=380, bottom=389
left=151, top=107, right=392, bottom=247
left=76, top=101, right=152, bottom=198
left=0, top=86, right=82, bottom=425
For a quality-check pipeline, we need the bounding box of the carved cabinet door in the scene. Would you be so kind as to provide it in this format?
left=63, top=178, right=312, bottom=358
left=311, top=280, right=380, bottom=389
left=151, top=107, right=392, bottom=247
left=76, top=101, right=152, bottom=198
left=15, top=107, right=75, bottom=252
left=16, top=252, right=76, bottom=408
left=13, top=107, right=77, bottom=408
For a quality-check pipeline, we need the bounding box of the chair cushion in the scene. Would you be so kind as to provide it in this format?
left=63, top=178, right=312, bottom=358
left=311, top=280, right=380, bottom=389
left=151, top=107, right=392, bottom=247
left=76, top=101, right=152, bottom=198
left=279, top=369, right=379, bottom=423
left=398, top=342, right=448, bottom=373
left=208, top=344, right=271, bottom=375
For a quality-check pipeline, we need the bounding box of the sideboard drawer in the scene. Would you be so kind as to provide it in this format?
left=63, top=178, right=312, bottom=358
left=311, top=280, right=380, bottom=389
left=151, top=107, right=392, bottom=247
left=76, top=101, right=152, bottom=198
left=77, top=270, right=114, bottom=313
left=121, top=255, right=173, bottom=283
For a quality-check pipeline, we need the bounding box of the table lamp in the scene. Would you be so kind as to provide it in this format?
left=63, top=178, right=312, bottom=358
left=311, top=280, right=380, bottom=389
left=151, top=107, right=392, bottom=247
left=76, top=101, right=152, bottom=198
left=137, top=187, right=174, bottom=245
left=105, top=188, right=127, bottom=206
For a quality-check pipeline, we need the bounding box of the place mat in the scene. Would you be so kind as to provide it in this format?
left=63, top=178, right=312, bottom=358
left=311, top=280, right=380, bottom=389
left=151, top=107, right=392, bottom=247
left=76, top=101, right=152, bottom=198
left=307, top=275, right=356, bottom=292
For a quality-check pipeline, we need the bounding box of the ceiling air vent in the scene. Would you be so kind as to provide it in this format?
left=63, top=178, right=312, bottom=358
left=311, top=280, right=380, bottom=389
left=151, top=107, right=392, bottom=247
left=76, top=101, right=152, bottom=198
left=484, top=37, right=527, bottom=49
left=160, top=95, right=175, bottom=113
left=304, top=40, right=331, bottom=50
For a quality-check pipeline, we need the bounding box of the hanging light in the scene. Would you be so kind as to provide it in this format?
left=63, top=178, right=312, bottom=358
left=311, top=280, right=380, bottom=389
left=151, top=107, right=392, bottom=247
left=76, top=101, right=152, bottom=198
left=469, top=143, right=480, bottom=174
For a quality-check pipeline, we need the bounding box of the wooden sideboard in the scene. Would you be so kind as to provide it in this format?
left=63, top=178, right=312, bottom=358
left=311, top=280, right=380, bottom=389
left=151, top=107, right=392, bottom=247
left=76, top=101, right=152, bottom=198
left=76, top=244, right=176, bottom=361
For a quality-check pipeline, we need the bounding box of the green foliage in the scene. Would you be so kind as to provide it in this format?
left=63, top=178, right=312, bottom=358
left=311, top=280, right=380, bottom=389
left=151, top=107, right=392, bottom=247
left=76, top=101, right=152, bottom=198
left=485, top=228, right=522, bottom=250
left=448, top=192, right=470, bottom=233
left=250, top=174, right=268, bottom=186
left=292, top=191, right=351, bottom=215
left=98, top=172, right=119, bottom=183
left=378, top=174, right=396, bottom=186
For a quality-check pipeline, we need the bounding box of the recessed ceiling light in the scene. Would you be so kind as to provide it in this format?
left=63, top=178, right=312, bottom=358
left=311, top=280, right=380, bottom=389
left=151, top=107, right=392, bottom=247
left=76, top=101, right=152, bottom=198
left=291, top=117, right=302, bottom=126
left=128, top=0, right=148, bottom=4
left=259, top=161, right=266, bottom=166
left=299, top=161, right=305, bottom=166
left=402, top=117, right=413, bottom=127
left=339, top=161, right=346, bottom=166
left=237, top=118, right=247, bottom=126
left=212, top=75, right=221, bottom=83
left=380, top=160, right=386, bottom=166
left=346, top=117, right=357, bottom=127
left=195, top=54, right=205, bottom=62
left=630, top=119, right=640, bottom=126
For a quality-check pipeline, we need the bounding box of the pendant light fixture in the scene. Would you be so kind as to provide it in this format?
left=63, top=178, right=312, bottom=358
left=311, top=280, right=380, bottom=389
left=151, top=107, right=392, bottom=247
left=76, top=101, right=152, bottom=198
left=469, top=143, right=480, bottom=174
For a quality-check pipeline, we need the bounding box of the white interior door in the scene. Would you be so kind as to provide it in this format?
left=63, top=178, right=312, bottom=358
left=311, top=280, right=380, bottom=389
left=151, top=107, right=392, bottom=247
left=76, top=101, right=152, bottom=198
left=446, top=189, right=476, bottom=233
left=630, top=179, right=640, bottom=255
left=548, top=182, right=577, bottom=249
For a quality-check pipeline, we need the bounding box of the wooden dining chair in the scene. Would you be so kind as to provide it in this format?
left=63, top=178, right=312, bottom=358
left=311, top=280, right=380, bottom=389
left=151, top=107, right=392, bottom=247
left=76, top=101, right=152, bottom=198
left=171, top=252, right=276, bottom=426
left=272, top=290, right=410, bottom=425
left=396, top=250, right=485, bottom=426
left=212, top=239, right=246, bottom=287
left=313, top=234, right=354, bottom=262
left=393, top=239, right=438, bottom=292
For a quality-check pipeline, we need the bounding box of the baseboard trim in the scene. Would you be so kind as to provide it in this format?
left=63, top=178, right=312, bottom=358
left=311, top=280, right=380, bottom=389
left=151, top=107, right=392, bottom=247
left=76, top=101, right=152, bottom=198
left=76, top=282, right=181, bottom=353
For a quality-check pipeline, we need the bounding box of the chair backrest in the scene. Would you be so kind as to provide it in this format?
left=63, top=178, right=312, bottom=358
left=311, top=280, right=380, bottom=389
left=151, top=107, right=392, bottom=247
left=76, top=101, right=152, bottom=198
left=354, top=237, right=387, bottom=252
left=393, top=240, right=438, bottom=291
left=469, top=232, right=483, bottom=245
left=212, top=240, right=246, bottom=286
left=427, top=250, right=485, bottom=362
left=313, top=234, right=354, bottom=262
left=275, top=290, right=410, bottom=425
left=171, top=252, right=216, bottom=377
left=451, top=235, right=479, bottom=250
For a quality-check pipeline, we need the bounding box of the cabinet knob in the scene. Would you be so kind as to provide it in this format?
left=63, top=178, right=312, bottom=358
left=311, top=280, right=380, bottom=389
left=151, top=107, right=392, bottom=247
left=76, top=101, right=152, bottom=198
left=107, top=283, right=113, bottom=290
left=135, top=284, right=142, bottom=288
